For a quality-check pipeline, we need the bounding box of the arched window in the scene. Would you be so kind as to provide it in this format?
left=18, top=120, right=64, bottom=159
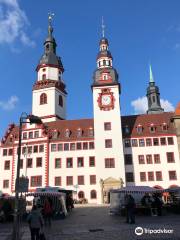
left=40, top=93, right=47, bottom=105
left=78, top=191, right=85, bottom=199
left=59, top=95, right=63, bottom=107
left=90, top=190, right=97, bottom=199
left=42, top=74, right=46, bottom=80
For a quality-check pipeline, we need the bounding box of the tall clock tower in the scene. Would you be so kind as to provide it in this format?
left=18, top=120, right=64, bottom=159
left=32, top=16, right=67, bottom=122
left=92, top=35, right=125, bottom=203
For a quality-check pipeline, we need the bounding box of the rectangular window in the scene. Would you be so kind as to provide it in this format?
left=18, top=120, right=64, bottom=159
left=153, top=138, right=159, bottom=146
left=77, top=157, right=84, bottom=167
left=148, top=172, right=154, bottom=181
left=140, top=172, right=146, bottom=182
left=28, top=131, right=33, bottom=139
left=57, top=143, right=63, bottom=151
left=20, top=159, right=23, bottom=169
left=36, top=157, right=42, bottom=167
left=105, top=139, right=112, bottom=148
left=156, top=171, right=162, bottom=181
left=138, top=155, right=145, bottom=164
left=51, top=144, right=57, bottom=152
left=3, top=149, right=7, bottom=156
left=154, top=154, right=160, bottom=164
left=78, top=176, right=84, bottom=185
left=31, top=176, right=42, bottom=187
left=160, top=137, right=166, bottom=146
left=124, top=154, right=133, bottom=165
left=39, top=145, right=44, bottom=152
left=139, top=139, right=145, bottom=147
left=4, top=160, right=10, bottom=170
left=33, top=145, right=38, bottom=153
left=131, top=139, right=138, bottom=147
left=76, top=142, right=82, bottom=150
left=167, top=152, right=175, bottom=163
left=55, top=177, right=61, bottom=186
left=67, top=158, right=73, bottom=168
left=90, top=175, right=96, bottom=184
left=64, top=143, right=69, bottom=151
left=126, top=172, right=134, bottom=182
left=89, top=156, right=95, bottom=167
left=66, top=176, right=73, bottom=186
left=83, top=142, right=88, bottom=150
left=55, top=158, right=61, bottom=168
left=105, top=158, right=115, bottom=168
left=70, top=143, right=76, bottom=151
left=8, top=148, right=13, bottom=156
left=34, top=131, right=39, bottom=138
left=27, top=158, right=33, bottom=168
left=22, top=132, right=27, bottom=139
left=146, top=138, right=152, bottom=146
left=167, top=137, right=174, bottom=145
left=3, top=180, right=9, bottom=188
left=169, top=171, right=177, bottom=180
left=89, top=142, right=94, bottom=149
left=124, top=139, right=131, bottom=148
left=146, top=155, right=152, bottom=164
left=104, top=122, right=111, bottom=131
left=28, top=146, right=32, bottom=154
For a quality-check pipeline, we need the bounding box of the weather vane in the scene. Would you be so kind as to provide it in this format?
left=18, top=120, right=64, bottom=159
left=102, top=16, right=105, bottom=38
left=48, top=12, right=55, bottom=26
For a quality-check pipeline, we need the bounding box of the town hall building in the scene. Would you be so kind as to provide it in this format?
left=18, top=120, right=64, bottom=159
left=0, top=18, right=180, bottom=204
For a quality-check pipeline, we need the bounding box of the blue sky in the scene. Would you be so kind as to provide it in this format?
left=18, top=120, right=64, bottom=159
left=0, top=0, right=180, bottom=138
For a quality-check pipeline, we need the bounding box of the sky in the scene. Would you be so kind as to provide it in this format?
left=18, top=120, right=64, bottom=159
left=0, top=0, right=180, bottom=138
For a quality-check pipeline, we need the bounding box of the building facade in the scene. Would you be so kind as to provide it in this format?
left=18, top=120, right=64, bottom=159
left=0, top=20, right=180, bottom=204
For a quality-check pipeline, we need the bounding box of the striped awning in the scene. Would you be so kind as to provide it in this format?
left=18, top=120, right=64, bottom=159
left=26, top=192, right=65, bottom=197
left=110, top=186, right=163, bottom=194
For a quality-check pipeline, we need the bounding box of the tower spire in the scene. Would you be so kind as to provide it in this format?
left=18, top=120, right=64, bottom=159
left=48, top=13, right=54, bottom=36
left=146, top=65, right=164, bottom=114
left=102, top=16, right=105, bottom=38
left=149, top=64, right=154, bottom=83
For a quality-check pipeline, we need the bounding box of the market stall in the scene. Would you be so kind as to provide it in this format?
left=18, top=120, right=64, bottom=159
left=26, top=190, right=67, bottom=218
left=110, top=186, right=163, bottom=215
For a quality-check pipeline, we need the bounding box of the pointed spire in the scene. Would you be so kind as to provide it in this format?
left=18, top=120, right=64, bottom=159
left=48, top=13, right=55, bottom=36
left=149, top=64, right=154, bottom=83
left=101, top=16, right=105, bottom=38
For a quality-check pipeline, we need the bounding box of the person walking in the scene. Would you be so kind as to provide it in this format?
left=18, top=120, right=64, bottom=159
left=125, top=194, right=136, bottom=224
left=27, top=205, right=44, bottom=240
left=43, top=198, right=53, bottom=227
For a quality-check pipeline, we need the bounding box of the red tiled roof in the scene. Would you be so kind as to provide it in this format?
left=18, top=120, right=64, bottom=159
left=121, top=112, right=175, bottom=138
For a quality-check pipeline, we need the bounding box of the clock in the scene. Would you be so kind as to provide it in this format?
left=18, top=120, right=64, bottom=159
left=101, top=95, right=111, bottom=106
left=97, top=88, right=115, bottom=111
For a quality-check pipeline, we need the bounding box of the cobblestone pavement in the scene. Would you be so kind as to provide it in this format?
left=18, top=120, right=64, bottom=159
left=1, top=204, right=180, bottom=240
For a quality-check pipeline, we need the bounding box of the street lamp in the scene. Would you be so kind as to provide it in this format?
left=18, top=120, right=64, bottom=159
left=12, top=113, right=42, bottom=240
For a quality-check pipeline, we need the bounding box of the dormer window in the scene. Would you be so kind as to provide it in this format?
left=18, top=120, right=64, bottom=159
left=137, top=125, right=143, bottom=134
left=77, top=128, right=82, bottom=138
left=162, top=123, right=168, bottom=131
left=52, top=130, right=58, bottom=139
left=149, top=125, right=156, bottom=133
left=65, top=129, right=70, bottom=138
left=124, top=125, right=130, bottom=134
left=88, top=128, right=94, bottom=137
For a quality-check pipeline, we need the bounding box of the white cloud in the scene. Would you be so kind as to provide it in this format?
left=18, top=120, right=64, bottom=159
left=0, top=95, right=19, bottom=110
left=131, top=96, right=174, bottom=114
left=0, top=0, right=35, bottom=47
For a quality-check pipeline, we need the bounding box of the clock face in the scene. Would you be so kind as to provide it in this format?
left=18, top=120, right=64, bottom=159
left=101, top=95, right=111, bottom=106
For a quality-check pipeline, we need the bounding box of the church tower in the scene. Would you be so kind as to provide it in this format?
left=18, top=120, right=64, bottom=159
left=92, top=22, right=125, bottom=203
left=32, top=15, right=67, bottom=122
left=146, top=65, right=164, bottom=114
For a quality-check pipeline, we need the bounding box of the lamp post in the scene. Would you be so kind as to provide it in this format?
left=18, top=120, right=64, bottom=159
left=12, top=113, right=42, bottom=240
